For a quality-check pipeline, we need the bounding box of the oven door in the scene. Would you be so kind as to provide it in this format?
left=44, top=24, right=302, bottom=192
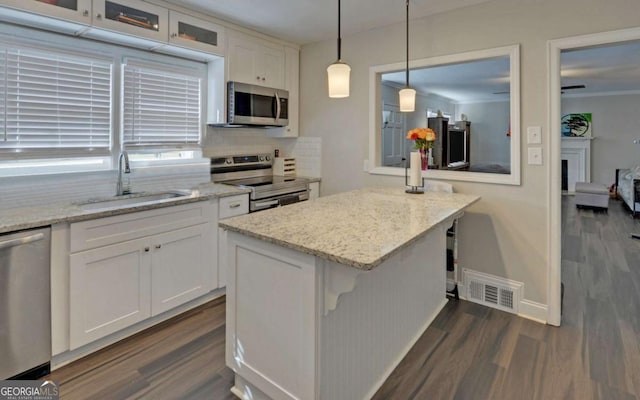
left=228, top=82, right=289, bottom=126
left=251, top=190, right=308, bottom=212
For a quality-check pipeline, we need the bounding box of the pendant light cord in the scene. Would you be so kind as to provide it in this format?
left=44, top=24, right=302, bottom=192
left=337, top=0, right=342, bottom=61
left=405, top=0, right=410, bottom=87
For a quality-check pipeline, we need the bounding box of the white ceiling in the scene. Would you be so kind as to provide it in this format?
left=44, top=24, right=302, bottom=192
left=163, top=1, right=640, bottom=102
left=381, top=41, right=640, bottom=103
left=382, top=57, right=510, bottom=103
left=164, top=0, right=494, bottom=44
left=561, top=41, right=640, bottom=95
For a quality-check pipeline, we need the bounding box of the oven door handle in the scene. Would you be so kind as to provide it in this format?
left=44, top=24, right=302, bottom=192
left=255, top=199, right=280, bottom=208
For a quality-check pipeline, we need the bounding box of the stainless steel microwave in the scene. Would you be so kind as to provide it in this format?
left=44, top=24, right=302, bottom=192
left=227, top=81, right=289, bottom=127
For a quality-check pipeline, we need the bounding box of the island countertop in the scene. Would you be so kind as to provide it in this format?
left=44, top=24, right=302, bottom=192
left=219, top=187, right=480, bottom=270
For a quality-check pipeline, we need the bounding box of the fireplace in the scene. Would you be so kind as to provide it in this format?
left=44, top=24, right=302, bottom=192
left=560, top=138, right=592, bottom=193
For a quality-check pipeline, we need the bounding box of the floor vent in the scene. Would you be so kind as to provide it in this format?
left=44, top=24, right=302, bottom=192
left=463, top=269, right=522, bottom=314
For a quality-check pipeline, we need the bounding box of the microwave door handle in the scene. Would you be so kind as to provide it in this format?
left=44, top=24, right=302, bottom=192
left=275, top=92, right=281, bottom=121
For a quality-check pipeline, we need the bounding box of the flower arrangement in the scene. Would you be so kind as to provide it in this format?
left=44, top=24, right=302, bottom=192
left=406, top=128, right=436, bottom=150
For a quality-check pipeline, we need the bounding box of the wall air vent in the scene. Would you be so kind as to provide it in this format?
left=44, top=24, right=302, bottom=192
left=463, top=269, right=522, bottom=314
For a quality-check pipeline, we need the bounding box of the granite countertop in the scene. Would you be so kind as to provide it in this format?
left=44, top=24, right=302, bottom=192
left=0, top=183, right=250, bottom=234
left=219, top=187, right=480, bottom=270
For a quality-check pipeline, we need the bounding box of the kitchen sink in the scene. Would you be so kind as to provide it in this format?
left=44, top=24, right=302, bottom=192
left=77, top=191, right=193, bottom=211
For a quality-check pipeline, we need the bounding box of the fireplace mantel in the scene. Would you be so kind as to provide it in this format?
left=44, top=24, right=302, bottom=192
left=561, top=137, right=593, bottom=193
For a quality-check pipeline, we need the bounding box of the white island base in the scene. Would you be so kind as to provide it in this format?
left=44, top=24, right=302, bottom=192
left=225, top=217, right=454, bottom=400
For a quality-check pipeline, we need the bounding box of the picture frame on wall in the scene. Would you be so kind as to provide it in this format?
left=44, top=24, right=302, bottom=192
left=561, top=113, right=592, bottom=138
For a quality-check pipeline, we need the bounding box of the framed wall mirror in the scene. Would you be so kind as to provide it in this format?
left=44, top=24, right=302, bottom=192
left=368, top=45, right=521, bottom=185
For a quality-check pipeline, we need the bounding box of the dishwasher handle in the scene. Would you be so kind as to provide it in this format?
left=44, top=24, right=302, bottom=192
left=0, top=233, right=45, bottom=250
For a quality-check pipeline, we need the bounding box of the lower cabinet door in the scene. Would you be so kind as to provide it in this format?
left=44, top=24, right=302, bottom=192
left=151, top=224, right=212, bottom=316
left=69, top=237, right=151, bottom=350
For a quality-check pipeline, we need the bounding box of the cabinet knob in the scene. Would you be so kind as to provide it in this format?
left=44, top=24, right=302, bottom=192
left=96, top=13, right=102, bottom=19
left=144, top=247, right=150, bottom=252
left=155, top=244, right=162, bottom=249
left=256, top=76, right=261, bottom=80
left=262, top=77, right=266, bottom=81
left=83, top=10, right=89, bottom=17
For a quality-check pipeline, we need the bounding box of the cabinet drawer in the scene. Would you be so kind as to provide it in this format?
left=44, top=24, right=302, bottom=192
left=219, top=194, right=249, bottom=219
left=71, top=202, right=210, bottom=253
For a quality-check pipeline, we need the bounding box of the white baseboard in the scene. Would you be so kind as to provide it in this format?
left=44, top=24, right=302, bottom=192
left=518, top=299, right=548, bottom=324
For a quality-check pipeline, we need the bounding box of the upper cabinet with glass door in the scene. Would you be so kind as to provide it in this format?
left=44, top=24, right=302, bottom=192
left=91, top=0, right=167, bottom=42
left=0, top=0, right=92, bottom=25
left=168, top=11, right=225, bottom=57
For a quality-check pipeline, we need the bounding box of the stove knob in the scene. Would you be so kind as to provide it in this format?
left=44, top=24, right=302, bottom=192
left=265, top=155, right=271, bottom=161
left=225, top=158, right=232, bottom=164
left=259, top=156, right=265, bottom=161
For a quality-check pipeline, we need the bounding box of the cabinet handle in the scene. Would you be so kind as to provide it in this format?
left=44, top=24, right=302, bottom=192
left=83, top=10, right=89, bottom=17
left=171, top=33, right=177, bottom=38
left=230, top=203, right=241, bottom=208
left=144, top=247, right=150, bottom=252
left=155, top=244, right=162, bottom=249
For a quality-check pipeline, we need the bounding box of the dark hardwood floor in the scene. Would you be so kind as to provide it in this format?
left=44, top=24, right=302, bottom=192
left=47, top=297, right=235, bottom=400
left=48, top=196, right=640, bottom=399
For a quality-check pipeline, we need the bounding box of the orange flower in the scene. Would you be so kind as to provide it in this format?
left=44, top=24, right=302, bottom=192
left=406, top=128, right=436, bottom=149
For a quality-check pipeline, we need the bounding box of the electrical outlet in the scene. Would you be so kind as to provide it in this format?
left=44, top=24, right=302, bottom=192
left=528, top=147, right=542, bottom=165
left=527, top=126, right=542, bottom=144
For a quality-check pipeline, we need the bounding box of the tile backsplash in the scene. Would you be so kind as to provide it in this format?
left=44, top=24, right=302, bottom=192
left=204, top=127, right=322, bottom=178
left=0, top=130, right=322, bottom=211
left=0, top=161, right=210, bottom=211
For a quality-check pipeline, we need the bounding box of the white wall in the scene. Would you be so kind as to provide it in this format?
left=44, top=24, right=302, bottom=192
left=456, top=101, right=510, bottom=166
left=299, top=0, right=640, bottom=309
left=562, top=93, right=640, bottom=185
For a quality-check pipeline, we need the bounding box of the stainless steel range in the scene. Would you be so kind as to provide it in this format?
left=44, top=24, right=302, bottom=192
left=211, top=153, right=309, bottom=212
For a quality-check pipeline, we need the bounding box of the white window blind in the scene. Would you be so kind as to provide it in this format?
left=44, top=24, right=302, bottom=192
left=0, top=47, right=112, bottom=152
left=122, top=61, right=202, bottom=147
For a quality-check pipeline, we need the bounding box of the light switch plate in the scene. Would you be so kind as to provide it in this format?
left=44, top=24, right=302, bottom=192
left=528, top=147, right=543, bottom=165
left=527, top=126, right=542, bottom=144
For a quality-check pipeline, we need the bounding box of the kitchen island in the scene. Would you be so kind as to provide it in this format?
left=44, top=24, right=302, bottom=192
left=220, top=187, right=480, bottom=400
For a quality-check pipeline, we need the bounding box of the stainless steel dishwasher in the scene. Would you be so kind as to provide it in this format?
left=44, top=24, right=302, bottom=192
left=0, top=227, right=51, bottom=379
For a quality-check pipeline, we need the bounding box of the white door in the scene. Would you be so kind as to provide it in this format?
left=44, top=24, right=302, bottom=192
left=151, top=224, right=212, bottom=316
left=381, top=104, right=405, bottom=167
left=69, top=237, right=151, bottom=349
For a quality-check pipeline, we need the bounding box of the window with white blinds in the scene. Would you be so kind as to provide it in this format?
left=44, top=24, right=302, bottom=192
left=122, top=61, right=202, bottom=147
left=0, top=47, right=112, bottom=153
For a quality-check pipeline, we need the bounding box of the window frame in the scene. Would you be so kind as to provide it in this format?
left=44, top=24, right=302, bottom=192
left=0, top=24, right=209, bottom=176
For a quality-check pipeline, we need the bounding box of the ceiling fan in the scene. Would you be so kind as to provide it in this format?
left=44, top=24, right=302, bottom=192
left=493, top=84, right=585, bottom=95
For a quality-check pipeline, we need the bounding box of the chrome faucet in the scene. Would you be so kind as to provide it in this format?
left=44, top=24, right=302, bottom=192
left=116, top=151, right=131, bottom=196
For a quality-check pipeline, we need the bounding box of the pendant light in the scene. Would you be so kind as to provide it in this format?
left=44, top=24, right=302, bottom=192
left=327, top=0, right=351, bottom=98
left=399, top=0, right=416, bottom=112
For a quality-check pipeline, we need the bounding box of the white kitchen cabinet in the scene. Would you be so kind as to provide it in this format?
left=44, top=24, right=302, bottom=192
left=91, top=0, right=168, bottom=43
left=227, top=31, right=285, bottom=89
left=167, top=10, right=225, bottom=56
left=309, top=182, right=320, bottom=200
left=0, top=0, right=92, bottom=26
left=268, top=45, right=299, bottom=138
left=69, top=236, right=151, bottom=350
left=218, top=194, right=249, bottom=288
left=68, top=202, right=214, bottom=350
left=151, top=224, right=212, bottom=315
